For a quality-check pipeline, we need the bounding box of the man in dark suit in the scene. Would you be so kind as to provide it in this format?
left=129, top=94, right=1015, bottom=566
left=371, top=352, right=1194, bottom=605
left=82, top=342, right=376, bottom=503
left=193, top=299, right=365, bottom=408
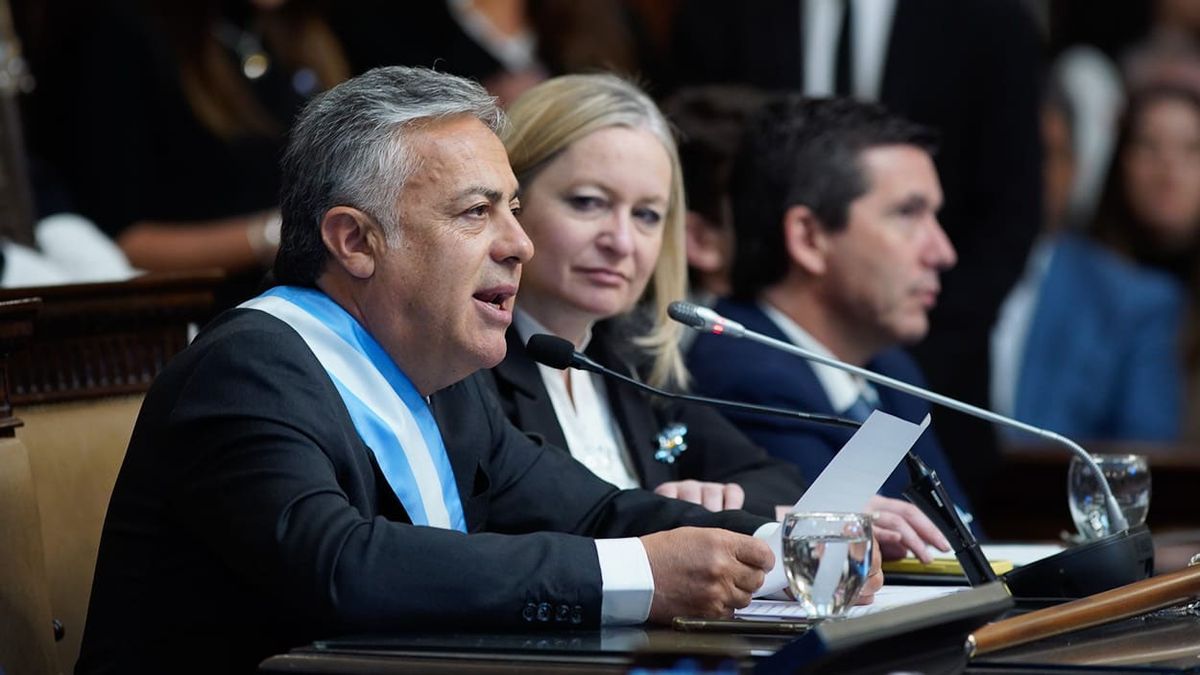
left=672, top=0, right=1044, bottom=499
left=686, top=96, right=975, bottom=521
left=75, top=67, right=804, bottom=675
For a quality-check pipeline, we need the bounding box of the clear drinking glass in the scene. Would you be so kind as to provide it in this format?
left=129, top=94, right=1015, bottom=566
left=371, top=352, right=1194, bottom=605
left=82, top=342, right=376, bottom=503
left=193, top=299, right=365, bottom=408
left=782, top=512, right=874, bottom=619
left=1068, top=453, right=1151, bottom=540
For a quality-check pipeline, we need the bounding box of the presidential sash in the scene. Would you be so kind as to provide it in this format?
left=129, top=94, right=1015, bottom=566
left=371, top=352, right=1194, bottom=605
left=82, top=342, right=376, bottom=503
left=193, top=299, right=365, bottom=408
left=240, top=286, right=467, bottom=531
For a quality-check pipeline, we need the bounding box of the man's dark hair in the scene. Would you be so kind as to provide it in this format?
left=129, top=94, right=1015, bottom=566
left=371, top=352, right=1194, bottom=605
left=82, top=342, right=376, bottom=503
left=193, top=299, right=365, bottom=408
left=729, top=96, right=937, bottom=300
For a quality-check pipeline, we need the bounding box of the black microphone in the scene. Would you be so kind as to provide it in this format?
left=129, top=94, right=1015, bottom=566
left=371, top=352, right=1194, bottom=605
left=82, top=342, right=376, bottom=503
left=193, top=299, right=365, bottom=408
left=524, top=333, right=860, bottom=431
left=903, top=453, right=997, bottom=585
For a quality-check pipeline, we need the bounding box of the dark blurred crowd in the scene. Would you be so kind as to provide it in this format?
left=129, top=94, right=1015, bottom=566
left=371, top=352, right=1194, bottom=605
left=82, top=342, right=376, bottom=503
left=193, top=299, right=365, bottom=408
left=4, top=0, right=1200, bottom=504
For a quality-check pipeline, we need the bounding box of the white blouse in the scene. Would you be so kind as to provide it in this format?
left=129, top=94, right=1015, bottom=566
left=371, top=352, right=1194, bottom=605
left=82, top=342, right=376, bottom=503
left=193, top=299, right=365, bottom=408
left=513, top=311, right=640, bottom=490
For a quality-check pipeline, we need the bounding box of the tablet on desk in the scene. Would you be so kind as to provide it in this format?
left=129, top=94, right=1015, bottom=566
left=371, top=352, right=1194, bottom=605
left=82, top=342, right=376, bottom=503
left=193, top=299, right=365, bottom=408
left=672, top=616, right=812, bottom=634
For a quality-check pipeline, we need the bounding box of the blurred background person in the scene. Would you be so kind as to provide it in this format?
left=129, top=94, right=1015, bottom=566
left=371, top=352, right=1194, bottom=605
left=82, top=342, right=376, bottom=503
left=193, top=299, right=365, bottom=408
left=1092, top=85, right=1200, bottom=440
left=661, top=84, right=770, bottom=308
left=0, top=0, right=135, bottom=286
left=30, top=0, right=351, bottom=278
left=991, top=78, right=1185, bottom=445
left=445, top=0, right=665, bottom=105
left=11, top=0, right=501, bottom=299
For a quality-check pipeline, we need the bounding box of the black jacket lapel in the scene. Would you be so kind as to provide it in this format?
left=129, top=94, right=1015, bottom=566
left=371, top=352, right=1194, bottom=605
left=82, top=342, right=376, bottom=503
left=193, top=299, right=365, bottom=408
left=491, top=327, right=571, bottom=451
left=585, top=336, right=675, bottom=488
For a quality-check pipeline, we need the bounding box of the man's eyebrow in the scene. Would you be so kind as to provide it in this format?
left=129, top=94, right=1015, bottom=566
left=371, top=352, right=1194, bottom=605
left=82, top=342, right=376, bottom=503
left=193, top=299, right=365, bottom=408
left=453, top=186, right=514, bottom=203
left=894, top=193, right=937, bottom=210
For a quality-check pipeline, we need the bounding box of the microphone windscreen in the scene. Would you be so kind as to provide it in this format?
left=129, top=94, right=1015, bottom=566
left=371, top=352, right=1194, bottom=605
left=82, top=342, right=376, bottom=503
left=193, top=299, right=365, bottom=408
left=667, top=301, right=705, bottom=329
left=526, top=334, right=577, bottom=370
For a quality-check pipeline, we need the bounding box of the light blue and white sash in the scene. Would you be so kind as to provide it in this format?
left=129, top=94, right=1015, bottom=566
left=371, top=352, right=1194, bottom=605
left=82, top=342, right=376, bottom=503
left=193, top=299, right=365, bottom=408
left=240, top=286, right=466, bottom=532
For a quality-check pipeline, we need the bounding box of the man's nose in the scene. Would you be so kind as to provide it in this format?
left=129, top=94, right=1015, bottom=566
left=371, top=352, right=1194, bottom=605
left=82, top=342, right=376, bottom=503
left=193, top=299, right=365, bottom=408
left=498, top=209, right=534, bottom=264
left=924, top=219, right=957, bottom=270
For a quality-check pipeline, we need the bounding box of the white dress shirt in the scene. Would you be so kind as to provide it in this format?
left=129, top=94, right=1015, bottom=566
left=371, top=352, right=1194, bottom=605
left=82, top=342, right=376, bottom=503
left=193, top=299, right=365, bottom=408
left=513, top=311, right=641, bottom=489
left=760, top=300, right=978, bottom=526
left=802, top=0, right=897, bottom=100
left=759, top=301, right=880, bottom=412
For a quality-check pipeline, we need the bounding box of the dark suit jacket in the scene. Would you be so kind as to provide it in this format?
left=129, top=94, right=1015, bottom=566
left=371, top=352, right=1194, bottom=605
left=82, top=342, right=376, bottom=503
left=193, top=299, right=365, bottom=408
left=76, top=309, right=765, bottom=675
left=685, top=300, right=974, bottom=517
left=1012, top=234, right=1184, bottom=441
left=483, top=326, right=807, bottom=517
left=672, top=0, right=1044, bottom=498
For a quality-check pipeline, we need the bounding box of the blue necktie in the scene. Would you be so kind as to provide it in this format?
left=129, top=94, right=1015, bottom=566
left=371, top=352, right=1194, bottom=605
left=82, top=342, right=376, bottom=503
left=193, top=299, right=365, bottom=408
left=842, top=394, right=874, bottom=422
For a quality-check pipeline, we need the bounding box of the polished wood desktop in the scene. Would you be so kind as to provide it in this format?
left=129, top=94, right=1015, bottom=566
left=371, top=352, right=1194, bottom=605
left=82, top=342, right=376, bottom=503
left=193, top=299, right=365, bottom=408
left=259, top=611, right=1200, bottom=674
left=258, top=627, right=795, bottom=674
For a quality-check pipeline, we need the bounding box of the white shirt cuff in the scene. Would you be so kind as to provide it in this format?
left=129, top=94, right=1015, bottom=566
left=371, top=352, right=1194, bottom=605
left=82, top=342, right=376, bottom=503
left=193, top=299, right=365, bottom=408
left=595, top=538, right=654, bottom=625
left=754, top=521, right=789, bottom=596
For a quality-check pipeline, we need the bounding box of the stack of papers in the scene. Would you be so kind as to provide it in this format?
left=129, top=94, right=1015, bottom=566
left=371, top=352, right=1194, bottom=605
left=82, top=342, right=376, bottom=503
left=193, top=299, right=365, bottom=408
left=736, top=585, right=970, bottom=621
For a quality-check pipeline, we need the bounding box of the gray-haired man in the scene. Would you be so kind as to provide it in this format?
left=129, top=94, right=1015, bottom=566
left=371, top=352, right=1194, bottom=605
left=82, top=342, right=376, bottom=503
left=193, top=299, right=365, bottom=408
left=76, top=67, right=794, bottom=675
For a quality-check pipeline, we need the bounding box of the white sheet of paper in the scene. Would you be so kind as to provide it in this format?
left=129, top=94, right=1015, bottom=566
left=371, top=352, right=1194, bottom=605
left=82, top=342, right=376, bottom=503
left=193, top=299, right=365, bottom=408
left=757, top=410, right=932, bottom=594
left=980, top=543, right=1065, bottom=567
left=737, top=585, right=968, bottom=620
left=793, top=411, right=932, bottom=513
left=909, top=542, right=1065, bottom=567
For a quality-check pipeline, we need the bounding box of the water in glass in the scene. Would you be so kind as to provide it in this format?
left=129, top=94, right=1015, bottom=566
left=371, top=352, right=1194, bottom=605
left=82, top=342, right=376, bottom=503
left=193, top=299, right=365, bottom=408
left=782, top=512, right=873, bottom=619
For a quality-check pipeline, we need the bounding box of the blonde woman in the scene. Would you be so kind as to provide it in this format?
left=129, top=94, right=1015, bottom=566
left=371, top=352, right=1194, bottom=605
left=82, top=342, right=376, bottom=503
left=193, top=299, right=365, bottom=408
left=486, top=74, right=948, bottom=560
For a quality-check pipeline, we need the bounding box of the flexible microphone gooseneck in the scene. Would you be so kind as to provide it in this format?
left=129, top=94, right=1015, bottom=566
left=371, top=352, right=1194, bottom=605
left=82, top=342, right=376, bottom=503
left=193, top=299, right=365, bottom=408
left=524, top=333, right=861, bottom=431
left=667, top=301, right=1131, bottom=534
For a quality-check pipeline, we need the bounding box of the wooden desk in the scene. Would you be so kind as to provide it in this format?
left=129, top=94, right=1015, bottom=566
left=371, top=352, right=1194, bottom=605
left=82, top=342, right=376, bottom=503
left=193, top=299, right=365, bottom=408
left=971, top=613, right=1200, bottom=672
left=260, top=612, right=1200, bottom=674
left=259, top=628, right=788, bottom=674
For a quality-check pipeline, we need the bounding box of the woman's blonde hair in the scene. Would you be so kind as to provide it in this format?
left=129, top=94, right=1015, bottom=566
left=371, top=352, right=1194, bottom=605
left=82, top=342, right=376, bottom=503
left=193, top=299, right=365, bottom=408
left=503, top=73, right=689, bottom=389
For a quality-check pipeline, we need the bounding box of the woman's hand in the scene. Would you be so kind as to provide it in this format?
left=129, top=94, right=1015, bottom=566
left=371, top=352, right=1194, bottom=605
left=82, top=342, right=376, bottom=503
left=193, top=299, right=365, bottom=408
left=655, top=480, right=746, bottom=511
left=867, top=495, right=952, bottom=562
left=854, top=533, right=885, bottom=605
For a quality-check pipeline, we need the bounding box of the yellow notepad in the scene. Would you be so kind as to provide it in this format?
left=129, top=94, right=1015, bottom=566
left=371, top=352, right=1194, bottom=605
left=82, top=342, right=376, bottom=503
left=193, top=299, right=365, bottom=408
left=882, top=557, right=1014, bottom=576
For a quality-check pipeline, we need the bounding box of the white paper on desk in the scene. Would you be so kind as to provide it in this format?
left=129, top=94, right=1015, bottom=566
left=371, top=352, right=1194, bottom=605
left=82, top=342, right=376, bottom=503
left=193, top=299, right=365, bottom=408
left=980, top=543, right=1065, bottom=567
left=758, top=411, right=932, bottom=594
left=738, top=585, right=967, bottom=620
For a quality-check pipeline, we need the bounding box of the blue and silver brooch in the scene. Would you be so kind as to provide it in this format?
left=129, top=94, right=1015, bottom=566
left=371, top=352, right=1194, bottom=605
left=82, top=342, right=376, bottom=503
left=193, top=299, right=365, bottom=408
left=654, top=423, right=689, bottom=464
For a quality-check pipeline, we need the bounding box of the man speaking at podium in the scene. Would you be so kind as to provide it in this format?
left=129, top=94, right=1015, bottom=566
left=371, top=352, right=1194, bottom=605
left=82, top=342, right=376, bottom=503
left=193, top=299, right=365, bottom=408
left=75, top=67, right=816, bottom=675
left=687, top=97, right=976, bottom=521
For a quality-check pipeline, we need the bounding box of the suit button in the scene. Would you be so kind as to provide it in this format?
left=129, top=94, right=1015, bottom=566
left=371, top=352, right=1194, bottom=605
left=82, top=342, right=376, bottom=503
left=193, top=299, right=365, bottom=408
left=570, top=605, right=584, bottom=624
left=536, top=602, right=552, bottom=622
left=522, top=602, right=536, bottom=622
left=556, top=604, right=570, bottom=622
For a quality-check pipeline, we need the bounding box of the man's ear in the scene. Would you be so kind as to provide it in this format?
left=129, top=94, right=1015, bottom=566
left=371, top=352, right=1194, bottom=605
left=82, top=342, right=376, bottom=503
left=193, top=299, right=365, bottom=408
left=781, top=204, right=829, bottom=277
left=321, top=206, right=382, bottom=279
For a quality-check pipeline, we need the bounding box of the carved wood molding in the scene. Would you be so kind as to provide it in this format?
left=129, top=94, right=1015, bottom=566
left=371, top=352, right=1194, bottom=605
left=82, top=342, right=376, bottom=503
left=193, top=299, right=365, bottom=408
left=0, top=271, right=223, bottom=413
left=0, top=297, right=38, bottom=435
